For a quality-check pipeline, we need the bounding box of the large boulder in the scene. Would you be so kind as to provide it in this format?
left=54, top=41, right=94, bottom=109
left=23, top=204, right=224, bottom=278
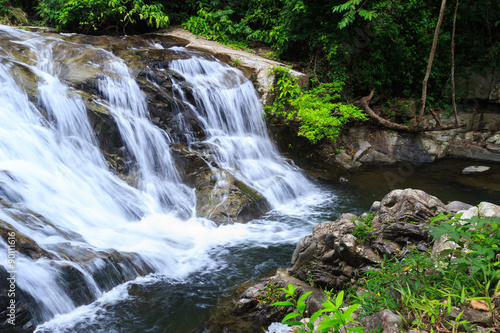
left=231, top=189, right=451, bottom=329
left=171, top=145, right=270, bottom=224
left=371, top=189, right=447, bottom=227
left=286, top=189, right=446, bottom=293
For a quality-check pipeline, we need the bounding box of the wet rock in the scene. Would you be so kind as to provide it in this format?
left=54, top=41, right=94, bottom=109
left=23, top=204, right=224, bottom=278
left=462, top=166, right=491, bottom=174
left=171, top=145, right=270, bottom=224
left=232, top=268, right=324, bottom=327
left=0, top=266, right=36, bottom=332
left=370, top=201, right=381, bottom=212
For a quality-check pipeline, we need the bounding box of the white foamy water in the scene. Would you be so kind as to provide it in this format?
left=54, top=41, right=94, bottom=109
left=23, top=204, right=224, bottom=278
left=169, top=56, right=318, bottom=208
left=0, top=25, right=329, bottom=330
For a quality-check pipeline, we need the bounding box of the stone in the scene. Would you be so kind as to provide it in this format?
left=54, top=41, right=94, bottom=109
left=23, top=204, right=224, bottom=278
left=359, top=149, right=397, bottom=164
left=335, top=151, right=362, bottom=170
left=446, top=307, right=494, bottom=327
left=445, top=201, right=474, bottom=213
left=462, top=166, right=491, bottom=174
left=361, top=309, right=404, bottom=332
left=467, top=113, right=500, bottom=131
left=486, top=133, right=500, bottom=145
left=232, top=268, right=324, bottom=326
left=370, top=201, right=381, bottom=212
left=372, top=189, right=447, bottom=227
left=371, top=239, right=402, bottom=256
left=420, top=137, right=447, bottom=160
left=478, top=202, right=500, bottom=217
left=489, top=81, right=500, bottom=103
left=171, top=145, right=270, bottom=224
left=383, top=222, right=429, bottom=243
left=354, top=140, right=372, bottom=159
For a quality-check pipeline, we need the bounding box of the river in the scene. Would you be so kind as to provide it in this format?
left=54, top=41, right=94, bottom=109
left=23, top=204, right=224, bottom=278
left=0, top=25, right=498, bottom=333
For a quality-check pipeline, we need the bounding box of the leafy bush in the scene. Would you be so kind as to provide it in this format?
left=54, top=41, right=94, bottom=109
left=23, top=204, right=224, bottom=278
left=266, top=67, right=367, bottom=144
left=37, top=0, right=168, bottom=32
left=183, top=7, right=249, bottom=45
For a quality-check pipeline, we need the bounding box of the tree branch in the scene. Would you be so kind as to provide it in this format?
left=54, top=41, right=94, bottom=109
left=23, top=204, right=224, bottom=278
left=356, top=90, right=465, bottom=132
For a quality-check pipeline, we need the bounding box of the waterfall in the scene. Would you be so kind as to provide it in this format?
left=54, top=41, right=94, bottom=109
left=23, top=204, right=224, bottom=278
left=0, top=25, right=324, bottom=331
left=169, top=54, right=315, bottom=208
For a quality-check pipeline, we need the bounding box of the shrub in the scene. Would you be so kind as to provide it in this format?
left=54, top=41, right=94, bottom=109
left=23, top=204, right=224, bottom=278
left=266, top=67, right=367, bottom=144
left=37, top=0, right=168, bottom=33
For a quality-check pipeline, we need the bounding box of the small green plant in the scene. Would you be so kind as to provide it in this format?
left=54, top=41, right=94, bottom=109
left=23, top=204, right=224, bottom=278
left=273, top=284, right=363, bottom=333
left=306, top=262, right=318, bottom=287
left=257, top=283, right=282, bottom=305
left=231, top=58, right=242, bottom=67
left=352, top=212, right=376, bottom=242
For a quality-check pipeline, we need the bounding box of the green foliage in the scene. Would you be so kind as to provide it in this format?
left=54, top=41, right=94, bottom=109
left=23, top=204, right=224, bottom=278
left=351, top=213, right=500, bottom=330
left=266, top=67, right=367, bottom=144
left=0, top=0, right=28, bottom=25
left=352, top=212, right=376, bottom=242
left=182, top=6, right=251, bottom=45
left=257, top=283, right=282, bottom=305
left=332, top=0, right=377, bottom=29
left=36, top=0, right=168, bottom=32
left=273, top=284, right=363, bottom=333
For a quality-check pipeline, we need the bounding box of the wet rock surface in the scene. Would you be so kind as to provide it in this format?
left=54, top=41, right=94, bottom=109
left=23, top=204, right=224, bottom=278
left=171, top=145, right=270, bottom=224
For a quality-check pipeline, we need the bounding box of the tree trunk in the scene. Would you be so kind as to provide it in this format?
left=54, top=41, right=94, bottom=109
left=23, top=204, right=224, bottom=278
left=416, top=0, right=448, bottom=126
left=451, top=0, right=460, bottom=125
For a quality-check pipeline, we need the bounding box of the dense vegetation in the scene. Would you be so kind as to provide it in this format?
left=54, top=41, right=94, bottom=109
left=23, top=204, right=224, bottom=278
left=1, top=0, right=499, bottom=141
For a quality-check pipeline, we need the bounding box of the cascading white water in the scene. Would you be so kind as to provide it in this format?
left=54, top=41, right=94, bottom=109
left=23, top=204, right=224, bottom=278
left=97, top=60, right=196, bottom=217
left=0, top=25, right=327, bottom=331
left=169, top=55, right=316, bottom=208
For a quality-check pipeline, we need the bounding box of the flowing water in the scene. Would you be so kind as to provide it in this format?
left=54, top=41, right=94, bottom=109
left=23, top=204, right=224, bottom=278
left=0, top=25, right=498, bottom=333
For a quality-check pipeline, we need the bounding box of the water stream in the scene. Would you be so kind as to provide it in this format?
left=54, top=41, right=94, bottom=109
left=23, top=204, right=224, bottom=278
left=0, top=25, right=498, bottom=333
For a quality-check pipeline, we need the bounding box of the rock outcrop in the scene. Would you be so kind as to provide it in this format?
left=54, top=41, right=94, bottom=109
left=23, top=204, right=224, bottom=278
left=230, top=189, right=500, bottom=333
left=321, top=116, right=500, bottom=173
